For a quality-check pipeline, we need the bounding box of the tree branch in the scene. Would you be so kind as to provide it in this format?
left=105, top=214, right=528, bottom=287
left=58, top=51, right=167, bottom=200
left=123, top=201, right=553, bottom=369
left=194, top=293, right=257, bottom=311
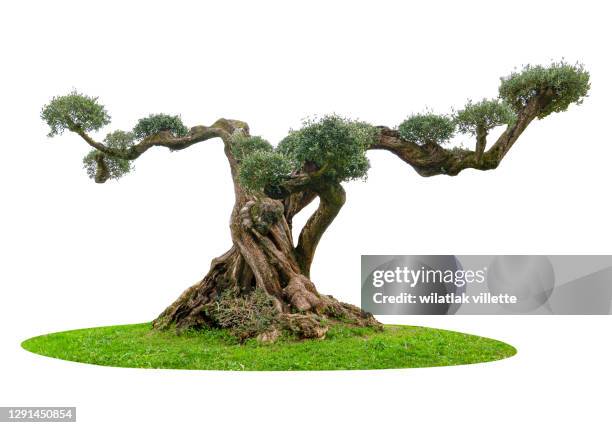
left=295, top=183, right=346, bottom=276
left=474, top=125, right=487, bottom=164
left=284, top=189, right=317, bottom=228
left=93, top=152, right=110, bottom=183
left=74, top=118, right=246, bottom=161
left=370, top=94, right=549, bottom=177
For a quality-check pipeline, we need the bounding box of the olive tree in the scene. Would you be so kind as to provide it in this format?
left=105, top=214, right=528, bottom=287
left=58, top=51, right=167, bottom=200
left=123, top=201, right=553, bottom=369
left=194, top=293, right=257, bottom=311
left=41, top=61, right=589, bottom=340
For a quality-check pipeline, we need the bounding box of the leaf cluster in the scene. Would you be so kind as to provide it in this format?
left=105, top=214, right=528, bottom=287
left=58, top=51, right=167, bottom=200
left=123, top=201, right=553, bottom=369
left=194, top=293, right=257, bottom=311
left=277, top=115, right=377, bottom=183
left=41, top=91, right=110, bottom=137
left=231, top=135, right=274, bottom=161
left=132, top=113, right=189, bottom=139
left=454, top=99, right=516, bottom=135
left=398, top=113, right=455, bottom=145
left=499, top=61, right=590, bottom=118
left=238, top=150, right=294, bottom=193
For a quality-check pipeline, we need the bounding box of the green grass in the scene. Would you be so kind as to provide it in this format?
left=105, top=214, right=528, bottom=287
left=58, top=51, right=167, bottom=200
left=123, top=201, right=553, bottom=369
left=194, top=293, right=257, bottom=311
left=21, top=324, right=516, bottom=371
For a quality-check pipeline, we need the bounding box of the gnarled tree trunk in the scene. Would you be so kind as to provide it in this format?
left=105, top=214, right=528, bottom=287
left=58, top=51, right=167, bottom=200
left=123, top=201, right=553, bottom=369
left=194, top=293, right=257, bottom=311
left=152, top=123, right=378, bottom=340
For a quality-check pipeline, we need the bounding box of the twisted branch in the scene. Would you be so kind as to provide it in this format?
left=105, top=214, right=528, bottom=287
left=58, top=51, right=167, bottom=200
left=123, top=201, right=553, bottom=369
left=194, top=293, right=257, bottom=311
left=74, top=118, right=249, bottom=161
left=370, top=93, right=550, bottom=177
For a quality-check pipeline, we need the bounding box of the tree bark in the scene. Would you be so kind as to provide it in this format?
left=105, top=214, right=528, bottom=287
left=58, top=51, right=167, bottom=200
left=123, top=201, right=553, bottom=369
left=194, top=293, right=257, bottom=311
left=152, top=124, right=378, bottom=340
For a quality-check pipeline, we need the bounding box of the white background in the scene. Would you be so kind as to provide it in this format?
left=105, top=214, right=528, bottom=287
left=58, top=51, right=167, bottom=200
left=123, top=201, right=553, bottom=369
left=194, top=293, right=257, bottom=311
left=1, top=0, right=611, bottom=426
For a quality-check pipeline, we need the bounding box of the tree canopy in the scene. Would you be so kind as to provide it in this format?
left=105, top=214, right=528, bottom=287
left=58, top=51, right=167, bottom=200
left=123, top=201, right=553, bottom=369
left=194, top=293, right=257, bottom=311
left=235, top=116, right=379, bottom=195
left=41, top=60, right=590, bottom=188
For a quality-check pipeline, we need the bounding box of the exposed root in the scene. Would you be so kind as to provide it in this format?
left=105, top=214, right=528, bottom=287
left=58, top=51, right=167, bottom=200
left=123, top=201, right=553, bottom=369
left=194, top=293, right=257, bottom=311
left=280, top=313, right=329, bottom=339
left=152, top=280, right=206, bottom=330
left=152, top=247, right=245, bottom=331
left=275, top=294, right=380, bottom=340
left=321, top=295, right=381, bottom=328
left=283, top=275, right=322, bottom=312
left=154, top=276, right=379, bottom=342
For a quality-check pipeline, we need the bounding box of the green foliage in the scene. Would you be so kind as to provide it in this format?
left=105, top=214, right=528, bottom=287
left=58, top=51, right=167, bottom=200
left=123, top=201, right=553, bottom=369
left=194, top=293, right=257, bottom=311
left=499, top=61, right=590, bottom=118
left=238, top=150, right=293, bottom=193
left=104, top=129, right=136, bottom=151
left=41, top=91, right=110, bottom=137
left=231, top=134, right=273, bottom=160
left=398, top=113, right=455, bottom=145
left=454, top=99, right=516, bottom=135
left=83, top=151, right=132, bottom=181
left=277, top=115, right=377, bottom=183
left=204, top=288, right=279, bottom=341
left=132, top=114, right=189, bottom=139
left=82, top=130, right=135, bottom=181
